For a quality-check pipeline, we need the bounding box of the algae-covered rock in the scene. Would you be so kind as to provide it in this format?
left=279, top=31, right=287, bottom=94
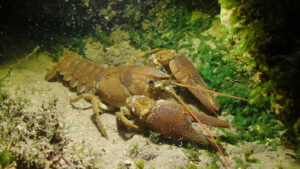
left=219, top=0, right=299, bottom=146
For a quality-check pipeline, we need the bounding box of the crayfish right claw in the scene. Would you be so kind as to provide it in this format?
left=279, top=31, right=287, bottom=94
left=127, top=96, right=228, bottom=147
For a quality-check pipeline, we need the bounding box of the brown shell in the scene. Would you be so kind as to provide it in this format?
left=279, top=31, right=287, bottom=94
left=98, top=66, right=131, bottom=107
left=45, top=53, right=105, bottom=94
left=120, top=66, right=170, bottom=98
left=146, top=101, right=209, bottom=145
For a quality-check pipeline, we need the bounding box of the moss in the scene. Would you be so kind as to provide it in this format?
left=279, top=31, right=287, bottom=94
left=183, top=143, right=200, bottom=162
left=116, top=163, right=127, bottom=169
left=129, top=144, right=139, bottom=157
left=48, top=97, right=58, bottom=107
left=75, top=147, right=85, bottom=154
left=91, top=153, right=103, bottom=167
left=187, top=162, right=198, bottom=169
left=127, top=0, right=212, bottom=51
left=276, top=164, right=284, bottom=169
left=135, top=159, right=144, bottom=169
left=218, top=0, right=241, bottom=9
left=48, top=36, right=87, bottom=61
left=0, top=46, right=40, bottom=82
left=93, top=30, right=115, bottom=51
left=175, top=166, right=184, bottom=169
left=233, top=156, right=249, bottom=169
left=219, top=0, right=298, bottom=147
left=244, top=147, right=260, bottom=163
left=149, top=130, right=161, bottom=143
left=149, top=166, right=156, bottom=169
left=0, top=150, right=14, bottom=167
left=244, top=147, right=251, bottom=160
left=0, top=90, right=73, bottom=168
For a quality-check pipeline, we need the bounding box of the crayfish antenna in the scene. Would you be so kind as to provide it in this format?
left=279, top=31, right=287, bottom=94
left=172, top=82, right=248, bottom=102
left=128, top=48, right=162, bottom=66
left=168, top=90, right=232, bottom=169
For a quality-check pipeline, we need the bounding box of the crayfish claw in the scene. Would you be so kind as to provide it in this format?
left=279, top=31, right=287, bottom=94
left=116, top=107, right=140, bottom=130
left=169, top=56, right=220, bottom=114
left=145, top=101, right=211, bottom=146
left=192, top=110, right=230, bottom=128
left=127, top=96, right=226, bottom=147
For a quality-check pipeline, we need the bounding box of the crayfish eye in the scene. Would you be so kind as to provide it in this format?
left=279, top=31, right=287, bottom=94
left=148, top=80, right=154, bottom=84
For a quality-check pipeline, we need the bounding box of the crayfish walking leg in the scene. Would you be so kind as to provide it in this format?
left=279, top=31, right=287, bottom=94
left=70, top=93, right=109, bottom=138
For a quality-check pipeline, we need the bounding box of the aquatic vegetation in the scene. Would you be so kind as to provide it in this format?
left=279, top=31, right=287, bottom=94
left=128, top=1, right=213, bottom=51
left=0, top=150, right=14, bottom=168
left=129, top=144, right=139, bottom=157
left=91, top=153, right=103, bottom=167
left=75, top=147, right=85, bottom=154
left=219, top=0, right=299, bottom=147
left=93, top=30, right=115, bottom=51
left=116, top=163, right=127, bottom=169
left=135, top=159, right=144, bottom=169
left=187, top=162, right=198, bottom=169
left=0, top=91, right=67, bottom=168
left=198, top=36, right=285, bottom=143
left=203, top=150, right=221, bottom=169
left=244, top=147, right=260, bottom=163
left=276, top=164, right=284, bottom=169
left=0, top=46, right=40, bottom=83
left=233, top=156, right=249, bottom=169
left=149, top=131, right=161, bottom=144
left=150, top=166, right=156, bottom=169
left=48, top=36, right=88, bottom=61
left=0, top=90, right=101, bottom=168
left=183, top=143, right=201, bottom=162
left=48, top=97, right=58, bottom=107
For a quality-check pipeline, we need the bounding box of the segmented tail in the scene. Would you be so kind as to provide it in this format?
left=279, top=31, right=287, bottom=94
left=45, top=53, right=105, bottom=94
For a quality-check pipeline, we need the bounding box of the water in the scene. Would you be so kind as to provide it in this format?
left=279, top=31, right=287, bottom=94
left=0, top=0, right=299, bottom=168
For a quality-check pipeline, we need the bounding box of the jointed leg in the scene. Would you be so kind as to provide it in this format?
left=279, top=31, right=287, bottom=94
left=116, top=107, right=140, bottom=130
left=70, top=94, right=108, bottom=138
left=70, top=94, right=114, bottom=111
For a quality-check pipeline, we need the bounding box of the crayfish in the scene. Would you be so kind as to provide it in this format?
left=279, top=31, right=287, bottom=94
left=45, top=49, right=244, bottom=148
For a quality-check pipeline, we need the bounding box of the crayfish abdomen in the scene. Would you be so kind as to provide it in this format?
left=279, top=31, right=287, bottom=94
left=45, top=53, right=106, bottom=94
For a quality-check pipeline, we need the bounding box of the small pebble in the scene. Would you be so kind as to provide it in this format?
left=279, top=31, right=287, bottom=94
left=124, top=160, right=132, bottom=166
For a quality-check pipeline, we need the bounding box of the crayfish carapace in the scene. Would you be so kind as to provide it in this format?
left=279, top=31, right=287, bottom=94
left=45, top=49, right=238, bottom=147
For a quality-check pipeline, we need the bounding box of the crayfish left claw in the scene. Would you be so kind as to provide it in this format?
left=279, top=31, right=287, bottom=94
left=145, top=49, right=220, bottom=114
left=127, top=96, right=228, bottom=147
left=169, top=56, right=220, bottom=114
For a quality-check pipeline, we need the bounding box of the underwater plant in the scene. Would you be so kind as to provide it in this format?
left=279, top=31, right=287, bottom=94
left=0, top=46, right=40, bottom=82
left=0, top=91, right=67, bottom=168
left=218, top=0, right=299, bottom=150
